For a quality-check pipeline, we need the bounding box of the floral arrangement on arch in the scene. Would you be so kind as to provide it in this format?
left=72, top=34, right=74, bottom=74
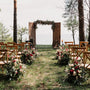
left=66, top=60, right=87, bottom=85
left=56, top=46, right=70, bottom=66
left=4, top=56, right=23, bottom=81
left=32, top=20, right=55, bottom=31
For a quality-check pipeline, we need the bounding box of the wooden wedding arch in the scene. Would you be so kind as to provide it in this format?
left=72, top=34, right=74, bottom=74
left=29, top=20, right=61, bottom=48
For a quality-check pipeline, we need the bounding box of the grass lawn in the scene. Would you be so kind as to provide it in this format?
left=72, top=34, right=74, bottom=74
left=0, top=48, right=90, bottom=90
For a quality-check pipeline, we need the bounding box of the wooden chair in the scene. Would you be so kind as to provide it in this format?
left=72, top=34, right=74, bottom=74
left=6, top=45, right=17, bottom=54
left=83, top=51, right=90, bottom=69
left=71, top=47, right=86, bottom=61
left=0, top=43, right=7, bottom=49
left=25, top=42, right=31, bottom=50
left=0, top=42, right=4, bottom=45
left=65, top=41, right=73, bottom=45
left=87, top=44, right=90, bottom=51
left=68, top=44, right=79, bottom=54
left=69, top=47, right=86, bottom=67
left=7, top=42, right=16, bottom=46
left=80, top=41, right=88, bottom=51
left=65, top=41, right=73, bottom=48
left=16, top=43, right=24, bottom=55
left=21, top=42, right=31, bottom=50
left=0, top=49, right=8, bottom=72
left=21, top=42, right=27, bottom=49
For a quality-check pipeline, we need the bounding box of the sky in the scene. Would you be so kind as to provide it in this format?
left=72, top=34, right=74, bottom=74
left=0, top=0, right=79, bottom=45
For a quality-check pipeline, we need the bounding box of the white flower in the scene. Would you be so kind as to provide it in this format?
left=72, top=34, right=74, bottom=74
left=73, top=71, right=76, bottom=76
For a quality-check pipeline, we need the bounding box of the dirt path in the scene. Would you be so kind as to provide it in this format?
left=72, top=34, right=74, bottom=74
left=21, top=49, right=65, bottom=89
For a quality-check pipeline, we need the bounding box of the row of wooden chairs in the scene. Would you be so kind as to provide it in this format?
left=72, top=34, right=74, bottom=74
left=65, top=41, right=90, bottom=71
left=0, top=42, right=31, bottom=72
left=65, top=41, right=90, bottom=50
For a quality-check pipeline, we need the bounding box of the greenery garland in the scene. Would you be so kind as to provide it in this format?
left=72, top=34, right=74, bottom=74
left=32, top=20, right=55, bottom=30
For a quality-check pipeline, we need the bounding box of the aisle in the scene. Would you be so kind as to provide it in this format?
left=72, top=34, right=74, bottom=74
left=1, top=49, right=89, bottom=90
left=22, top=49, right=64, bottom=89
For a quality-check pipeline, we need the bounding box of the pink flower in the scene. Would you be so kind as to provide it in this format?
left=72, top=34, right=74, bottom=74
left=25, top=48, right=27, bottom=50
left=12, top=56, right=15, bottom=59
left=30, top=54, right=33, bottom=56
left=70, top=69, right=74, bottom=72
left=66, top=48, right=68, bottom=52
left=8, top=55, right=10, bottom=58
left=74, top=61, right=78, bottom=64
left=12, top=60, right=16, bottom=63
left=20, top=65, right=22, bottom=69
left=32, top=51, right=35, bottom=54
left=76, top=57, right=78, bottom=60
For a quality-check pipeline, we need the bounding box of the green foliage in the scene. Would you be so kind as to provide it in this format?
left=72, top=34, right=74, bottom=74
left=64, top=0, right=78, bottom=18
left=33, top=20, right=55, bottom=31
left=59, top=53, right=70, bottom=66
left=65, top=16, right=78, bottom=31
left=0, top=22, right=12, bottom=42
left=64, top=0, right=79, bottom=44
left=17, top=26, right=28, bottom=42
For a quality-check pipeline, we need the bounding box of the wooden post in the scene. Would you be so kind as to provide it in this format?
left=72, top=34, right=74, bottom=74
left=53, top=23, right=61, bottom=47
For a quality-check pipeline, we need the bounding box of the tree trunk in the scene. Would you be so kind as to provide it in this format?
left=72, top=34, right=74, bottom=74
left=13, top=0, right=17, bottom=43
left=72, top=30, right=75, bottom=45
left=88, top=0, right=90, bottom=44
left=78, top=0, right=85, bottom=41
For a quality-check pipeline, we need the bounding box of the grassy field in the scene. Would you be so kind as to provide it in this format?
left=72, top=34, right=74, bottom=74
left=0, top=48, right=90, bottom=90
left=36, top=45, right=52, bottom=49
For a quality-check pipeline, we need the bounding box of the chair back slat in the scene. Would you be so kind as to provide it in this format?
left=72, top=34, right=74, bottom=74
left=7, top=42, right=16, bottom=46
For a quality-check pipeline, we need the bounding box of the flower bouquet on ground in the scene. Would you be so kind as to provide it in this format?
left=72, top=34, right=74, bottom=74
left=65, top=60, right=88, bottom=85
left=21, top=49, right=34, bottom=65
left=4, top=58, right=23, bottom=81
left=56, top=46, right=63, bottom=59
left=58, top=52, right=70, bottom=66
left=56, top=46, right=70, bottom=66
left=31, top=48, right=38, bottom=58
